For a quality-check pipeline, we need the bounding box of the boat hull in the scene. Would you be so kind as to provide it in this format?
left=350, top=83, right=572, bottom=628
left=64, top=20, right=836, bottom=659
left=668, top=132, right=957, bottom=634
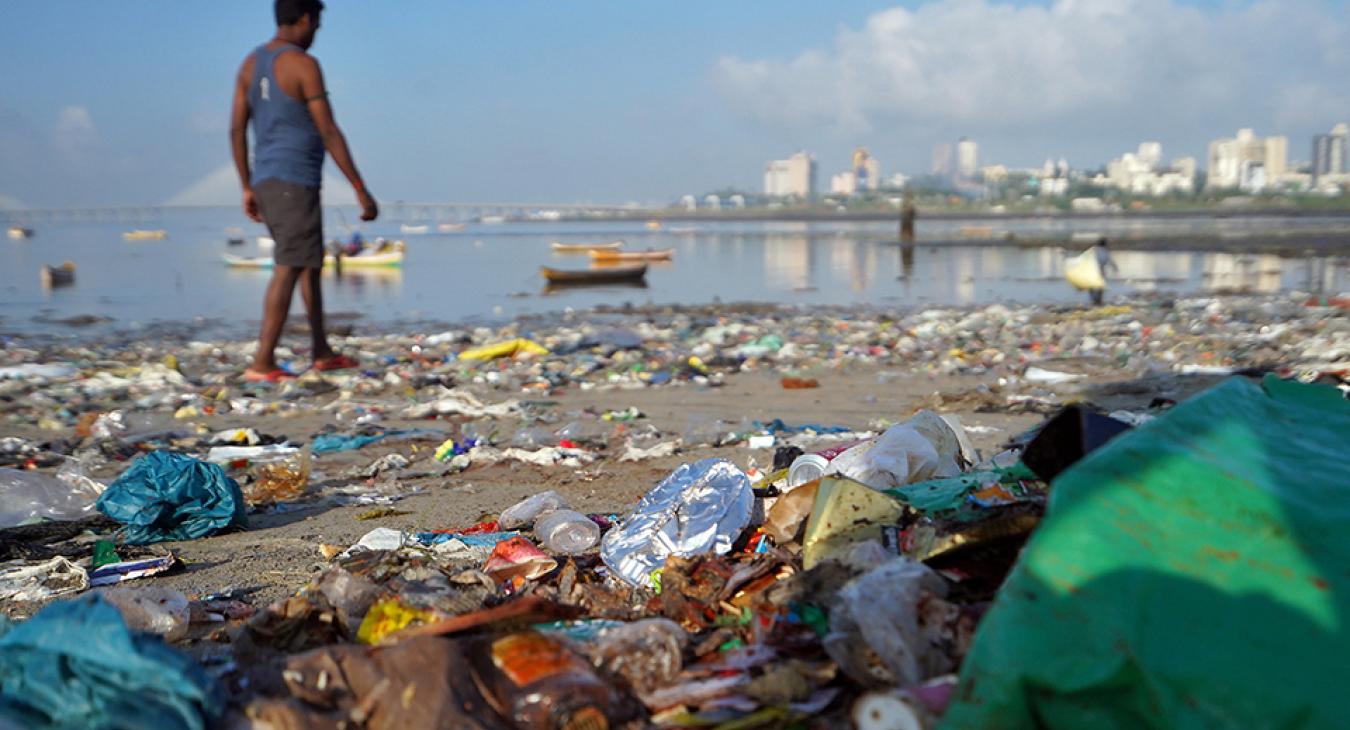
left=589, top=248, right=674, bottom=262
left=223, top=251, right=404, bottom=269
left=540, top=264, right=647, bottom=284
left=550, top=241, right=624, bottom=253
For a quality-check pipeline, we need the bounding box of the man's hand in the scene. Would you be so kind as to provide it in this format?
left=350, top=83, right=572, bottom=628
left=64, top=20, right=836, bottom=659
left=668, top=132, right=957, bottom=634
left=242, top=188, right=262, bottom=222
left=357, top=188, right=378, bottom=221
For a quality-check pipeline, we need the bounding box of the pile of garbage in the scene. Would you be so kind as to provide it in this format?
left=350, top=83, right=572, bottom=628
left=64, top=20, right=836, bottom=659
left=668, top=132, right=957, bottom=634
left=1, top=371, right=1347, bottom=727
left=1, top=292, right=1349, bottom=728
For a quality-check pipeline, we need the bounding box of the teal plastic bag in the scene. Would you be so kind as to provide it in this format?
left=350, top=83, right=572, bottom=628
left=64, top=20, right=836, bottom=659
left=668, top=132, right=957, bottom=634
left=944, top=376, right=1350, bottom=729
left=0, top=594, right=223, bottom=730
left=97, top=451, right=247, bottom=545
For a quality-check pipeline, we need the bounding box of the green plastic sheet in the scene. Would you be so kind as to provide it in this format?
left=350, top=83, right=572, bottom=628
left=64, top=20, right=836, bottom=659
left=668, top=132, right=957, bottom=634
left=886, top=462, right=1037, bottom=516
left=96, top=451, right=248, bottom=545
left=0, top=594, right=223, bottom=729
left=944, top=376, right=1350, bottom=729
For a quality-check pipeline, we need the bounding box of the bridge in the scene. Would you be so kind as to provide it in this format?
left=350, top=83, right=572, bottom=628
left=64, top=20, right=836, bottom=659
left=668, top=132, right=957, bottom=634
left=0, top=202, right=647, bottom=225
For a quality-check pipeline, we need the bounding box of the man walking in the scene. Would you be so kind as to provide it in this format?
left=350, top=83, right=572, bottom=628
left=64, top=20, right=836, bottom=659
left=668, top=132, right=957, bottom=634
left=230, top=0, right=377, bottom=382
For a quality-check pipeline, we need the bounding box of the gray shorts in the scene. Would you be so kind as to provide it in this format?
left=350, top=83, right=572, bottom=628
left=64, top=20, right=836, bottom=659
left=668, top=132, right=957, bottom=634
left=256, top=179, right=323, bottom=269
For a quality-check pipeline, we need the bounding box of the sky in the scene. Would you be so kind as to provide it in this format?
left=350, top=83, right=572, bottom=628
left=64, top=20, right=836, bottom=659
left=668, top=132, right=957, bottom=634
left=1, top=0, right=1348, bottom=209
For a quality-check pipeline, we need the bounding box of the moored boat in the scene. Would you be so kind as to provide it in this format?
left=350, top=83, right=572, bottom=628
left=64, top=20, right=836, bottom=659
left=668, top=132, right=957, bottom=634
left=540, top=263, right=647, bottom=284
left=589, top=247, right=674, bottom=262
left=224, top=247, right=404, bottom=269
left=7, top=226, right=33, bottom=240
left=39, top=262, right=75, bottom=288
left=122, top=229, right=168, bottom=241
left=550, top=240, right=623, bottom=253
left=400, top=224, right=430, bottom=234
left=437, top=222, right=468, bottom=233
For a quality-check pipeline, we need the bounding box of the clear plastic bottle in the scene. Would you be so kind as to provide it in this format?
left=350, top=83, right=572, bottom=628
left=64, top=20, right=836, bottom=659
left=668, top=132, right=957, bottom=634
left=534, top=509, right=600, bottom=554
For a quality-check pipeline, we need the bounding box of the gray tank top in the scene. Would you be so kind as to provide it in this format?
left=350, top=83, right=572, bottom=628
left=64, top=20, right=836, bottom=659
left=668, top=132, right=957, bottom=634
left=248, top=43, right=324, bottom=188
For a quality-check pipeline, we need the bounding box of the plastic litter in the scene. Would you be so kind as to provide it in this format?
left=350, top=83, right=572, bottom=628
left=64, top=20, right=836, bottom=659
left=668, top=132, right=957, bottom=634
left=0, top=556, right=88, bottom=602
left=534, top=509, right=601, bottom=554
left=96, top=451, right=249, bottom=545
left=947, top=376, right=1350, bottom=729
left=498, top=490, right=570, bottom=529
left=0, top=466, right=104, bottom=528
left=98, top=586, right=191, bottom=641
left=825, top=556, right=953, bottom=688
left=0, top=594, right=223, bottom=730
left=601, top=458, right=754, bottom=588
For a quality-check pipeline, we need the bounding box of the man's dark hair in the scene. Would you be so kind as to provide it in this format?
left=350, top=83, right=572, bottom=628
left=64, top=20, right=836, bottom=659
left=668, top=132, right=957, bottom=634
left=275, top=0, right=324, bottom=26
left=1097, top=236, right=1109, bottom=247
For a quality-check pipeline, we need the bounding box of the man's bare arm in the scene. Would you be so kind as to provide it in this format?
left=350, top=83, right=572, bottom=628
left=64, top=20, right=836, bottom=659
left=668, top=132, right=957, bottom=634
left=296, top=56, right=376, bottom=219
left=229, top=60, right=261, bottom=221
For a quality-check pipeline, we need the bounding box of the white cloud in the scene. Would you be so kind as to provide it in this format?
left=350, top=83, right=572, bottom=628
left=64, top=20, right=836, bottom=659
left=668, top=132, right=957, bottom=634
left=713, top=0, right=1350, bottom=148
left=53, top=105, right=96, bottom=160
left=165, top=163, right=357, bottom=207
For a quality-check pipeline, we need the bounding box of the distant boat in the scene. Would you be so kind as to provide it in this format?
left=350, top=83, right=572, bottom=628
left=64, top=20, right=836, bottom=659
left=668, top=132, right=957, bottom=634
left=480, top=215, right=506, bottom=225
left=541, top=263, right=647, bottom=284
left=645, top=220, right=663, bottom=231
left=590, top=247, right=674, bottom=262
left=39, top=262, right=75, bottom=288
left=437, top=222, right=467, bottom=233
left=226, top=237, right=245, bottom=246
left=550, top=240, right=623, bottom=253
left=122, top=229, right=167, bottom=241
left=224, top=244, right=404, bottom=270
left=400, top=223, right=430, bottom=234
left=257, top=236, right=275, bottom=249
left=7, top=226, right=33, bottom=240
left=668, top=226, right=702, bottom=234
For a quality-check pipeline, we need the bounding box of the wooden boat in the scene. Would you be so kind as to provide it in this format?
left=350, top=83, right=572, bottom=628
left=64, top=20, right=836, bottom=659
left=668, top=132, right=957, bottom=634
left=550, top=240, right=623, bottom=253
left=39, top=262, right=75, bottom=288
left=122, top=229, right=168, bottom=241
left=400, top=224, right=430, bottom=234
left=645, top=220, right=663, bottom=231
left=223, top=248, right=404, bottom=269
left=540, top=263, right=646, bottom=284
left=589, top=247, right=674, bottom=262
left=437, top=222, right=467, bottom=233
left=7, top=226, right=33, bottom=240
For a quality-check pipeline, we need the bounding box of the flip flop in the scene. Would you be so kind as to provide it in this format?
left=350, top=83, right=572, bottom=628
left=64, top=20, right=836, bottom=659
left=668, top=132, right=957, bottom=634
left=312, top=354, right=360, bottom=372
left=244, top=368, right=297, bottom=383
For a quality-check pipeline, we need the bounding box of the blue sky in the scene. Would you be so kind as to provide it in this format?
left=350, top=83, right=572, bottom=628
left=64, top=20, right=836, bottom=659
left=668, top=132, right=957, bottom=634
left=1, top=0, right=1346, bottom=208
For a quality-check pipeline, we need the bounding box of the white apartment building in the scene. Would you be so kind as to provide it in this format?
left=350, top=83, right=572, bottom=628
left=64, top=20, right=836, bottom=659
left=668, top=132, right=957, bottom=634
left=764, top=152, right=817, bottom=197
left=957, top=138, right=978, bottom=180
left=1207, top=129, right=1287, bottom=191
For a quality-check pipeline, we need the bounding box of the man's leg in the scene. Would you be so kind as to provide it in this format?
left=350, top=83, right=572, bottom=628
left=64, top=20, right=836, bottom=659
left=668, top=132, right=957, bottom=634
left=297, top=266, right=334, bottom=360
left=249, top=266, right=304, bottom=374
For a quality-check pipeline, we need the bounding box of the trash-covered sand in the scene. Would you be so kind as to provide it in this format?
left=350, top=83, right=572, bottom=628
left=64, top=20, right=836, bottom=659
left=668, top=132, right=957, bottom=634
left=1, top=293, right=1347, bottom=728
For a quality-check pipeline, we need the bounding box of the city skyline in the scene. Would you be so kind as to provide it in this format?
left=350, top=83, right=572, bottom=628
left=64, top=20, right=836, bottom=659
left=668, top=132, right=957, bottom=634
left=2, top=0, right=1349, bottom=209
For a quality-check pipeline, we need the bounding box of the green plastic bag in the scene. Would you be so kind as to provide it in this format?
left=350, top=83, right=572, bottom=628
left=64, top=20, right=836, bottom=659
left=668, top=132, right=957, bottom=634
left=0, top=594, right=223, bottom=729
left=944, top=376, right=1350, bottom=729
left=96, top=451, right=248, bottom=545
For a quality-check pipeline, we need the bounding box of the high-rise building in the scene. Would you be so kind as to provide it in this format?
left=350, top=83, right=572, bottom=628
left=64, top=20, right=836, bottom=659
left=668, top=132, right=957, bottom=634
left=956, top=138, right=978, bottom=181
left=1313, top=123, right=1349, bottom=181
left=763, top=152, right=817, bottom=197
left=851, top=147, right=881, bottom=191
left=1207, top=129, right=1287, bottom=191
left=932, top=143, right=953, bottom=178
left=1137, top=142, right=1162, bottom=171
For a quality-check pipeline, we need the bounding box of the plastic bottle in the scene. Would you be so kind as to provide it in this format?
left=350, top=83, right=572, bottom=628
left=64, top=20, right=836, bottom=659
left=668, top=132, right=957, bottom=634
left=500, top=491, right=570, bottom=529
left=534, top=510, right=600, bottom=554
left=98, top=586, right=191, bottom=642
left=467, top=630, right=640, bottom=730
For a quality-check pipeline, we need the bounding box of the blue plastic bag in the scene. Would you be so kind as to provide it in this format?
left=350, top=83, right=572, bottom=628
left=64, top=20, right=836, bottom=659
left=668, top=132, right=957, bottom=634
left=96, top=451, right=248, bottom=545
left=0, top=594, right=223, bottom=730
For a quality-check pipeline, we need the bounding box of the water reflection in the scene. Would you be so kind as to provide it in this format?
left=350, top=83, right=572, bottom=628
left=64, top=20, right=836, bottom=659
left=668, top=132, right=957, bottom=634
left=1201, top=253, right=1282, bottom=294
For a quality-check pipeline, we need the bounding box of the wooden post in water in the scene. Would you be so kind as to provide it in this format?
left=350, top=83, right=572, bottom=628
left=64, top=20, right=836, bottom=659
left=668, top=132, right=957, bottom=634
left=899, top=188, right=916, bottom=243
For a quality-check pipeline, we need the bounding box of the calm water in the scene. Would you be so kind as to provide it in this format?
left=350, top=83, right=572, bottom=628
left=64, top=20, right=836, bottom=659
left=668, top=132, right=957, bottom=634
left=3, top=209, right=1349, bottom=339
